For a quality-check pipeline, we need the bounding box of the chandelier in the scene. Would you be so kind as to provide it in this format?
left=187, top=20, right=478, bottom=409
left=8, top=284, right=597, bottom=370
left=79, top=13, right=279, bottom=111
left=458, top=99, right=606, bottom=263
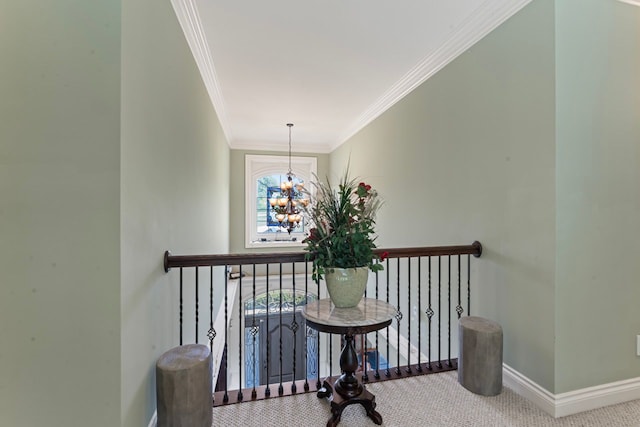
left=269, top=123, right=309, bottom=234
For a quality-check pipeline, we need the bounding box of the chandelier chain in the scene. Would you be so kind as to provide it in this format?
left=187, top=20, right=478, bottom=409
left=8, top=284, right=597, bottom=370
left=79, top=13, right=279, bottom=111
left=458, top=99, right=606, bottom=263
left=287, top=123, right=293, bottom=175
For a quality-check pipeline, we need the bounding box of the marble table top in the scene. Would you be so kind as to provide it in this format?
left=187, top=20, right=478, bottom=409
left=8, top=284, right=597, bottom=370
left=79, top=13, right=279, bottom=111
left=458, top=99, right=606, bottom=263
left=302, top=298, right=397, bottom=334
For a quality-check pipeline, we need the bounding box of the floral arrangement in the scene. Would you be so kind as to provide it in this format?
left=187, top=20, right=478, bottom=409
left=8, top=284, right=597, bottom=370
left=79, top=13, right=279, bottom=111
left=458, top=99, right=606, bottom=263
left=302, top=169, right=386, bottom=283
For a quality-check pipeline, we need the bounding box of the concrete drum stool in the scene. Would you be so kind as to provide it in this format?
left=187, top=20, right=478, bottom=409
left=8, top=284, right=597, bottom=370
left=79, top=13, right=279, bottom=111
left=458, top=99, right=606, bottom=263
left=156, top=344, right=213, bottom=427
left=458, top=316, right=503, bottom=396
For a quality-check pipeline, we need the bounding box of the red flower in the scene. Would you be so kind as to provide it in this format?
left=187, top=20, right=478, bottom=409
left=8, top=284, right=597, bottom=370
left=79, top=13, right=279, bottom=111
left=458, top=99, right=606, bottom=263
left=357, top=182, right=372, bottom=198
left=380, top=251, right=389, bottom=261
left=303, top=228, right=319, bottom=243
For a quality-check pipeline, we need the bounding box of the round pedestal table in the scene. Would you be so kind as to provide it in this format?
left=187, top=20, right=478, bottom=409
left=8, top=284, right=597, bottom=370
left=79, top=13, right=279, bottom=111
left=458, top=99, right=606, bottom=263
left=302, top=298, right=397, bottom=427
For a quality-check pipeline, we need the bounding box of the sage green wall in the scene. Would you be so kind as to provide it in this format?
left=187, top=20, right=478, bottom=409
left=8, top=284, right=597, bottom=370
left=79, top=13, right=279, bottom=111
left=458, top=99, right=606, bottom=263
left=121, top=1, right=230, bottom=426
left=0, top=1, right=228, bottom=425
left=0, top=2, right=122, bottom=426
left=229, top=149, right=329, bottom=253
left=332, top=0, right=640, bottom=395
left=331, top=0, right=557, bottom=391
left=555, top=0, right=640, bottom=393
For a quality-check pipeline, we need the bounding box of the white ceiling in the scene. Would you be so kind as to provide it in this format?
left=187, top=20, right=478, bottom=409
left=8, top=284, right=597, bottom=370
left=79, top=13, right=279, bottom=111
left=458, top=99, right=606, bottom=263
left=171, top=0, right=532, bottom=153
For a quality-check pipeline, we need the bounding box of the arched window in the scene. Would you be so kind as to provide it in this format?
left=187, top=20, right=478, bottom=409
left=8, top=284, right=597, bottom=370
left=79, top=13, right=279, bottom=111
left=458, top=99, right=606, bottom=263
left=245, top=155, right=317, bottom=248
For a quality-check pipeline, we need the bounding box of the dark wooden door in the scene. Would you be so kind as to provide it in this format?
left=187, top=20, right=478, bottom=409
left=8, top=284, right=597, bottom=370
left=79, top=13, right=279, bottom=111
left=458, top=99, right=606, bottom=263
left=260, top=311, right=306, bottom=385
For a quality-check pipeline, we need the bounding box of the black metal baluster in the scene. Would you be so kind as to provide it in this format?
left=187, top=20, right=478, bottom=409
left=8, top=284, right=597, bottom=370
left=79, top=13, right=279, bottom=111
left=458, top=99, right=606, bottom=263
left=427, top=257, right=433, bottom=370
left=362, top=268, right=369, bottom=383
left=223, top=268, right=229, bottom=403
left=209, top=268, right=215, bottom=352
left=362, top=333, right=369, bottom=383
left=251, top=265, right=257, bottom=399
left=303, top=262, right=310, bottom=392
left=179, top=268, right=183, bottom=346
left=291, top=262, right=298, bottom=394
left=238, top=265, right=243, bottom=401
left=374, top=270, right=380, bottom=380
left=278, top=263, right=284, bottom=396
left=195, top=268, right=199, bottom=343
left=209, top=267, right=215, bottom=405
left=417, top=257, right=422, bottom=372
left=437, top=256, right=442, bottom=369
left=395, top=258, right=401, bottom=375
left=385, top=258, right=390, bottom=377
left=316, top=274, right=321, bottom=390
left=406, top=258, right=412, bottom=374
left=447, top=256, right=452, bottom=367
left=265, top=265, right=270, bottom=398
left=329, top=336, right=333, bottom=380
left=467, top=254, right=471, bottom=316
left=456, top=255, right=463, bottom=319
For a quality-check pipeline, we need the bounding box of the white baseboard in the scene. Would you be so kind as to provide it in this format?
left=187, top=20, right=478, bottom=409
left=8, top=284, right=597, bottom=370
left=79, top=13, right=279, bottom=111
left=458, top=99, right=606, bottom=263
left=503, top=363, right=640, bottom=418
left=147, top=411, right=157, bottom=427
left=502, top=364, right=556, bottom=416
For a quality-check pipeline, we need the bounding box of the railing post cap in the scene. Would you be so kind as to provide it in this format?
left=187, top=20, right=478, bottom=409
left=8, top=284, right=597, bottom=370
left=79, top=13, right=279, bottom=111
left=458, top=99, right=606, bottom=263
left=472, top=241, right=482, bottom=258
left=164, top=250, right=172, bottom=272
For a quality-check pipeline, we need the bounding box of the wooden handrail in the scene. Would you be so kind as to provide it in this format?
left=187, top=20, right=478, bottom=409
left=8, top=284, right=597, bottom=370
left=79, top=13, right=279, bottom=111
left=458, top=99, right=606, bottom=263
left=373, top=241, right=482, bottom=259
left=164, top=251, right=307, bottom=271
left=164, top=241, right=481, bottom=272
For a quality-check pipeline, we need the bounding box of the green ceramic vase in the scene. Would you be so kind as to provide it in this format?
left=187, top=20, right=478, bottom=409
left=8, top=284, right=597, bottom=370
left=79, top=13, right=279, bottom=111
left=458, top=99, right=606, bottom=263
left=324, top=266, right=368, bottom=308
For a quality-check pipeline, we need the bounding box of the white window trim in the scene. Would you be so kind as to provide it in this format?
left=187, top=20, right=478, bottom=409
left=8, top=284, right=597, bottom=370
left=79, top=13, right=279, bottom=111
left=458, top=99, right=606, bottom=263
left=245, top=154, right=317, bottom=249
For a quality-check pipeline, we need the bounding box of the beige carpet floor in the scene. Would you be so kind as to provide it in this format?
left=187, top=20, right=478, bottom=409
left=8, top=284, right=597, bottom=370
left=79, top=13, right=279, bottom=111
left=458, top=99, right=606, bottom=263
left=211, top=372, right=640, bottom=426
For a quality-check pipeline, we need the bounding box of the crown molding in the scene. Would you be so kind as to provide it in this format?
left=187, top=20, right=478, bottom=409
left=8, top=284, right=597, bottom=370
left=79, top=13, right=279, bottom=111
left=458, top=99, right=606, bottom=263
left=170, top=0, right=233, bottom=146
left=231, top=139, right=331, bottom=154
left=331, top=0, right=533, bottom=152
left=173, top=0, right=533, bottom=153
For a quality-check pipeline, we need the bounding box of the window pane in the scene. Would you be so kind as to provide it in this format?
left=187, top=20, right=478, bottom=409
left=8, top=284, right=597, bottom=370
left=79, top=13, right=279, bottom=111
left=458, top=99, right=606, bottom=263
left=256, top=174, right=305, bottom=235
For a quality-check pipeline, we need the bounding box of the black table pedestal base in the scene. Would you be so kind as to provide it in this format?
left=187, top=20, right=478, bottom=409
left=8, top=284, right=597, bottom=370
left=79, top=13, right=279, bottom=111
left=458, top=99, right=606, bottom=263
left=318, top=379, right=382, bottom=427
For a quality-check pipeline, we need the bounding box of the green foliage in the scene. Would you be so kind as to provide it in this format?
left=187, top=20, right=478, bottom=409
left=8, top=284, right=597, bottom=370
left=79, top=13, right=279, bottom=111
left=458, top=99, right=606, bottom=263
left=302, top=169, right=384, bottom=283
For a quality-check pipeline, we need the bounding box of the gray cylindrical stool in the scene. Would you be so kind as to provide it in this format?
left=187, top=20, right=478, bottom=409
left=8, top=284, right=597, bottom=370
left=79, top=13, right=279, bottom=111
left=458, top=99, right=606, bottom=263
left=458, top=316, right=503, bottom=396
left=156, top=344, right=212, bottom=427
